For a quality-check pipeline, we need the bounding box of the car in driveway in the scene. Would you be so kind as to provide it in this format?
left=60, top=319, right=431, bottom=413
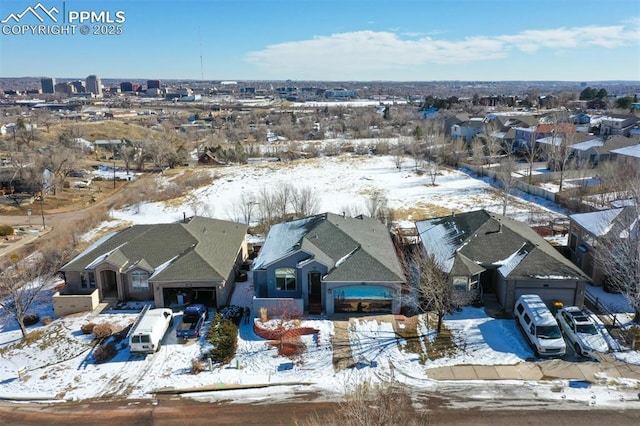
left=555, top=306, right=609, bottom=358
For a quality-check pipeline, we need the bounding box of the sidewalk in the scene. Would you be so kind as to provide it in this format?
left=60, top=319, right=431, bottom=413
left=0, top=228, right=45, bottom=259
left=425, top=353, right=640, bottom=382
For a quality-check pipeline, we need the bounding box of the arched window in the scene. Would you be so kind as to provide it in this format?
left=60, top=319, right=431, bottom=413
left=131, top=270, right=149, bottom=291
left=275, top=268, right=296, bottom=291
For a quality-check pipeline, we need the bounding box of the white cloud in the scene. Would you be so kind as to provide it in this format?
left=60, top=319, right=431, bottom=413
left=245, top=20, right=639, bottom=79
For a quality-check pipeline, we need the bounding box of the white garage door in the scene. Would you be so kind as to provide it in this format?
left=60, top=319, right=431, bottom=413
left=514, top=287, right=576, bottom=307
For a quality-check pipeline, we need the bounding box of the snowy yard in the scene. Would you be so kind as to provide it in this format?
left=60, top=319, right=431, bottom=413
left=1, top=276, right=640, bottom=406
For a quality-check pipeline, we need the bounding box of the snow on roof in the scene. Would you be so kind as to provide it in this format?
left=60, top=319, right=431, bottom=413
left=570, top=208, right=624, bottom=237
left=570, top=138, right=603, bottom=151
left=536, top=136, right=563, bottom=146
left=415, top=220, right=459, bottom=273
left=149, top=255, right=180, bottom=280
left=497, top=248, right=527, bottom=278
left=611, top=144, right=640, bottom=159
left=61, top=231, right=118, bottom=269
left=252, top=215, right=319, bottom=270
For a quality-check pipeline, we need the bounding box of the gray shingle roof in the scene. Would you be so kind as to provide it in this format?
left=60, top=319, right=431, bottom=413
left=417, top=210, right=588, bottom=281
left=253, top=213, right=405, bottom=283
left=62, top=216, right=247, bottom=283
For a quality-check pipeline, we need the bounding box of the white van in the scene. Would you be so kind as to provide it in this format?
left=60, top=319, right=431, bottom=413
left=129, top=307, right=173, bottom=354
left=514, top=294, right=566, bottom=357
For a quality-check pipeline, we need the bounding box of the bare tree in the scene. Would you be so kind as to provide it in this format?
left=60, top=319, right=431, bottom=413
left=257, top=186, right=278, bottom=227
left=365, top=190, right=392, bottom=226
left=291, top=186, right=320, bottom=218
left=594, top=178, right=640, bottom=322
left=229, top=191, right=258, bottom=225
left=147, top=138, right=177, bottom=169
left=470, top=138, right=486, bottom=176
left=408, top=137, right=423, bottom=172
left=408, top=246, right=451, bottom=333
left=273, top=182, right=295, bottom=219
left=298, top=379, right=426, bottom=426
left=392, top=146, right=404, bottom=171
left=44, top=146, right=79, bottom=195
left=497, top=152, right=518, bottom=216
left=522, top=136, right=541, bottom=185
left=0, top=248, right=68, bottom=338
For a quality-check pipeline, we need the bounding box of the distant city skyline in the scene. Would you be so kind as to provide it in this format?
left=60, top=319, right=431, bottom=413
left=1, top=0, right=639, bottom=82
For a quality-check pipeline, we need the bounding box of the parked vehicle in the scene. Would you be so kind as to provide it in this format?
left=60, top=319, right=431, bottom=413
left=176, top=303, right=208, bottom=340
left=514, top=294, right=566, bottom=357
left=556, top=306, right=609, bottom=358
left=129, top=306, right=173, bottom=354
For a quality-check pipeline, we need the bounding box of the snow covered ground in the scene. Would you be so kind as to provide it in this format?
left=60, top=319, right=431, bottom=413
left=1, top=154, right=639, bottom=409
left=1, top=277, right=639, bottom=408
left=110, top=155, right=566, bottom=228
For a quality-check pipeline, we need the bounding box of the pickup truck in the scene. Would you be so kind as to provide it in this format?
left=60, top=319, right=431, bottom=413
left=176, top=304, right=208, bottom=340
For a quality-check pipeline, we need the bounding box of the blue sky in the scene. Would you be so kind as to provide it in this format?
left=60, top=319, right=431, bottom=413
left=1, top=0, right=639, bottom=81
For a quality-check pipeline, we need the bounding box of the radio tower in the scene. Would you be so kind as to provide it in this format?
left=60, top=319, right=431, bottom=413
left=199, top=27, right=204, bottom=80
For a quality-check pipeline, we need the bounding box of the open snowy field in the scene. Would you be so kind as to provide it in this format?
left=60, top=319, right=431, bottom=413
left=110, top=154, right=566, bottom=230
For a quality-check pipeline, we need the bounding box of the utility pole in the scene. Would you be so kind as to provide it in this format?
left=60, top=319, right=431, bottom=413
left=39, top=192, right=45, bottom=230
left=113, top=158, right=116, bottom=189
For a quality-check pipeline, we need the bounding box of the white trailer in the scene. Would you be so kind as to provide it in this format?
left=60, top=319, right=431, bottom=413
left=128, top=306, right=173, bottom=354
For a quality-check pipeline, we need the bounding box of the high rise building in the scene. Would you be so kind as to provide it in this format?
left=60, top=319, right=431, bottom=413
left=147, top=80, right=161, bottom=89
left=54, top=82, right=74, bottom=95
left=71, top=80, right=85, bottom=93
left=85, top=75, right=102, bottom=96
left=41, top=77, right=56, bottom=94
left=120, top=81, right=134, bottom=92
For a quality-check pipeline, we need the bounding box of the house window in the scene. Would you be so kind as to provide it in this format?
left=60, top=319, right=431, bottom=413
left=452, top=276, right=468, bottom=291
left=88, top=272, right=96, bottom=288
left=131, top=270, right=149, bottom=291
left=275, top=268, right=296, bottom=291
left=569, top=233, right=577, bottom=251
left=469, top=275, right=479, bottom=291
left=80, top=272, right=87, bottom=288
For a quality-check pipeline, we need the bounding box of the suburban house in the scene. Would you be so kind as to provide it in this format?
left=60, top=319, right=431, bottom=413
left=599, top=115, right=639, bottom=137
left=415, top=210, right=590, bottom=313
left=251, top=213, right=406, bottom=315
left=611, top=143, right=640, bottom=169
left=567, top=206, right=638, bottom=286
left=570, top=135, right=640, bottom=166
left=451, top=118, right=484, bottom=144
left=56, top=216, right=248, bottom=316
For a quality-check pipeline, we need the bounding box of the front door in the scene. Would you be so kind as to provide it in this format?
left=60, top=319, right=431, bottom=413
left=309, top=272, right=321, bottom=304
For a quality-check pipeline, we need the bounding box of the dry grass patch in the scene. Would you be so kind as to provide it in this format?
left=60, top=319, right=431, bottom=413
left=392, top=203, right=462, bottom=222
left=392, top=315, right=426, bottom=357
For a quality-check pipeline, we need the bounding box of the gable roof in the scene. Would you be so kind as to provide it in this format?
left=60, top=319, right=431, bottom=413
left=416, top=210, right=588, bottom=281
left=62, top=216, right=247, bottom=282
left=611, top=143, right=640, bottom=159
left=570, top=206, right=638, bottom=239
left=252, top=213, right=405, bottom=283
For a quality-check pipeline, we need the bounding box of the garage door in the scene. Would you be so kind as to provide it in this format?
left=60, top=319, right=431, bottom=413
left=333, top=285, right=393, bottom=314
left=163, top=288, right=217, bottom=307
left=514, top=287, right=576, bottom=308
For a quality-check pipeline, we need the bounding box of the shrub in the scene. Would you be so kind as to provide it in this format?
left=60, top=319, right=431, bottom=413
left=207, top=313, right=238, bottom=364
left=220, top=305, right=244, bottom=326
left=81, top=323, right=96, bottom=334
left=0, top=224, right=14, bottom=236
left=260, top=307, right=268, bottom=323
left=41, top=316, right=53, bottom=326
left=93, top=341, right=117, bottom=363
left=93, top=323, right=113, bottom=340
left=23, top=314, right=40, bottom=326
left=191, top=357, right=206, bottom=375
